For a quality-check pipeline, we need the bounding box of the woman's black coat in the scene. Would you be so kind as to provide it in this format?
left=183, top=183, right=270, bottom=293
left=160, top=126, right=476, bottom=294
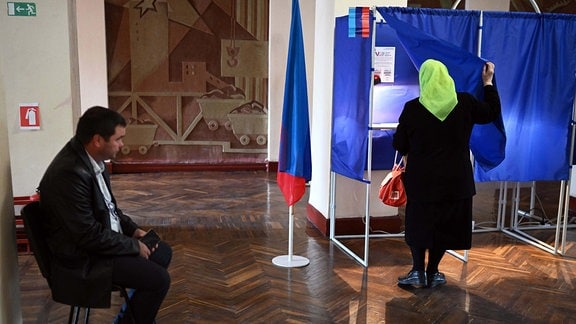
left=392, top=85, right=501, bottom=202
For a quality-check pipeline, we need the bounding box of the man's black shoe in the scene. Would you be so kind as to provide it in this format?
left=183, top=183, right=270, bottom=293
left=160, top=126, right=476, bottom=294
left=397, top=270, right=426, bottom=288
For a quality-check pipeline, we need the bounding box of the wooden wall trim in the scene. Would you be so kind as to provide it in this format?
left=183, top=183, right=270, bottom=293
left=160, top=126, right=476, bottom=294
left=267, top=161, right=278, bottom=172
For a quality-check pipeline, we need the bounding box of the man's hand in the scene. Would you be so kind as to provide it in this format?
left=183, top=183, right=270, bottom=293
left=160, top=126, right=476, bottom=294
left=138, top=240, right=152, bottom=259
left=132, top=228, right=147, bottom=239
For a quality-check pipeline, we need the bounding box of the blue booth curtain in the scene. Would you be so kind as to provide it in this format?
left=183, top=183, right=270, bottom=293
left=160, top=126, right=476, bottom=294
left=331, top=13, right=373, bottom=183
left=332, top=8, right=488, bottom=182
left=477, top=12, right=576, bottom=181
left=378, top=7, right=480, bottom=54
left=377, top=7, right=507, bottom=174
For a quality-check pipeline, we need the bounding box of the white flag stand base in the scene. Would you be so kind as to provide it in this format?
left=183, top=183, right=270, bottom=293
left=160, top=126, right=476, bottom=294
left=272, top=255, right=310, bottom=268
left=272, top=205, right=310, bottom=268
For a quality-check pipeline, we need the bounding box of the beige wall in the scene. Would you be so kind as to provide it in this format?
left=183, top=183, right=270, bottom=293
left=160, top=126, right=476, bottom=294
left=4, top=0, right=107, bottom=198
left=5, top=1, right=76, bottom=198
left=3, top=1, right=108, bottom=194
left=466, top=0, right=510, bottom=11
left=0, top=37, right=21, bottom=324
left=75, top=1, right=109, bottom=112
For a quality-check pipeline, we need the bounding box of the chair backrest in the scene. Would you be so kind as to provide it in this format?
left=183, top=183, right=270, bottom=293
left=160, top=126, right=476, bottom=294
left=21, top=201, right=133, bottom=317
left=21, top=201, right=52, bottom=285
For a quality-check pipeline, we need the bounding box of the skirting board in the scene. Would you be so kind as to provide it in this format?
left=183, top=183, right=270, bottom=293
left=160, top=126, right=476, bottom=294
left=306, top=203, right=402, bottom=237
left=570, top=196, right=576, bottom=215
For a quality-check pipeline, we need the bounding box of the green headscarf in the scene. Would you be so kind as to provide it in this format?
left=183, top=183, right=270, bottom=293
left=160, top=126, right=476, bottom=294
left=418, top=59, right=458, bottom=121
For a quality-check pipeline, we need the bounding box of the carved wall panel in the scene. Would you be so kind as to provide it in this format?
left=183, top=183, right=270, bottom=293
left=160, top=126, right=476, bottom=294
left=105, top=0, right=269, bottom=164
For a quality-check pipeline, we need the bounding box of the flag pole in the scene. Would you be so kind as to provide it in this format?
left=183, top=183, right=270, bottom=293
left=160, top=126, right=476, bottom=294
left=272, top=205, right=309, bottom=267
left=273, top=0, right=310, bottom=268
left=288, top=205, right=294, bottom=257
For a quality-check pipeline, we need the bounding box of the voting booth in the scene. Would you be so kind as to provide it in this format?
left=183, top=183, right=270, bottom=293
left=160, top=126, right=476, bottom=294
left=329, top=7, right=576, bottom=266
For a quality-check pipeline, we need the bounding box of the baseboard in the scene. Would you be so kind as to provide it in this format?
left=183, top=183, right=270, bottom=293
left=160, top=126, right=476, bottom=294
left=306, top=203, right=402, bottom=236
left=570, top=196, right=576, bottom=215
left=267, top=161, right=278, bottom=172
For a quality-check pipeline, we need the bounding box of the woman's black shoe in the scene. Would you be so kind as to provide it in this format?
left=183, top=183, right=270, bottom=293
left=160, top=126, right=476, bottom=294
left=427, top=272, right=446, bottom=288
left=397, top=270, right=426, bottom=288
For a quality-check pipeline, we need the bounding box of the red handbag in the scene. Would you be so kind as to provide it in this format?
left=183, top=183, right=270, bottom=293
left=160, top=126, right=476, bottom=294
left=378, top=152, right=406, bottom=207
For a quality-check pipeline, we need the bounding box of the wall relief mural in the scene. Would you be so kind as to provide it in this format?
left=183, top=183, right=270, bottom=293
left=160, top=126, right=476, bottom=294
left=105, top=0, right=269, bottom=165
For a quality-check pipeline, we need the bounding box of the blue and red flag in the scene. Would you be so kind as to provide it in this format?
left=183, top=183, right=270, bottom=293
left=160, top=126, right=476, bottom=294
left=277, top=0, right=312, bottom=207
left=349, top=7, right=371, bottom=38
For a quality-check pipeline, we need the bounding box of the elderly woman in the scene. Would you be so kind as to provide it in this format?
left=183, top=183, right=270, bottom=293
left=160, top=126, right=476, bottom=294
left=393, top=59, right=501, bottom=288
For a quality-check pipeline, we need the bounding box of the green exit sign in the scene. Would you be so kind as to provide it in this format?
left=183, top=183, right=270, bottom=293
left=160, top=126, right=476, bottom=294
left=7, top=2, right=36, bottom=16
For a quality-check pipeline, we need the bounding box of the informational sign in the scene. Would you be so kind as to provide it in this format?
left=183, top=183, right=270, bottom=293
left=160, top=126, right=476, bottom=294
left=7, top=2, right=36, bottom=16
left=374, top=47, right=396, bottom=83
left=19, top=103, right=40, bottom=130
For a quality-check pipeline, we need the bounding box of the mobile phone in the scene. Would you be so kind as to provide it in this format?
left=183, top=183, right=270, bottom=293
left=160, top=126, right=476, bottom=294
left=140, top=229, right=161, bottom=249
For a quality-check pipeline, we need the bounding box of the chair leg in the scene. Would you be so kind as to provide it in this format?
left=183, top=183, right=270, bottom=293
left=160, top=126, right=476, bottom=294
left=68, top=306, right=77, bottom=324
left=84, top=307, right=90, bottom=323
left=68, top=306, right=79, bottom=324
left=118, top=287, right=135, bottom=322
left=68, top=305, right=90, bottom=324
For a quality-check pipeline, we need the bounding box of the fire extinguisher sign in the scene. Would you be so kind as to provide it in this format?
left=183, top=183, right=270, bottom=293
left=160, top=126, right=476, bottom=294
left=19, top=103, right=40, bottom=130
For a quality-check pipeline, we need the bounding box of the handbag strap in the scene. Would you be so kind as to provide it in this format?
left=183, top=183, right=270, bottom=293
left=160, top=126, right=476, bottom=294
left=394, top=150, right=404, bottom=167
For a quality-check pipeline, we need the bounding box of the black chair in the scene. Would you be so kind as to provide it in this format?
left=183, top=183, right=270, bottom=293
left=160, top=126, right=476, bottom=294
left=21, top=201, right=134, bottom=324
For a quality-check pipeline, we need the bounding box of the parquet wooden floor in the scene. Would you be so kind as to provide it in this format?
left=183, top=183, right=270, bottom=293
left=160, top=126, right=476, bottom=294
left=18, top=171, right=576, bottom=323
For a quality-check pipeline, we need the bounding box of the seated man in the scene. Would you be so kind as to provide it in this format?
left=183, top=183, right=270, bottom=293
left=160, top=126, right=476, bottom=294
left=38, top=106, right=171, bottom=323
